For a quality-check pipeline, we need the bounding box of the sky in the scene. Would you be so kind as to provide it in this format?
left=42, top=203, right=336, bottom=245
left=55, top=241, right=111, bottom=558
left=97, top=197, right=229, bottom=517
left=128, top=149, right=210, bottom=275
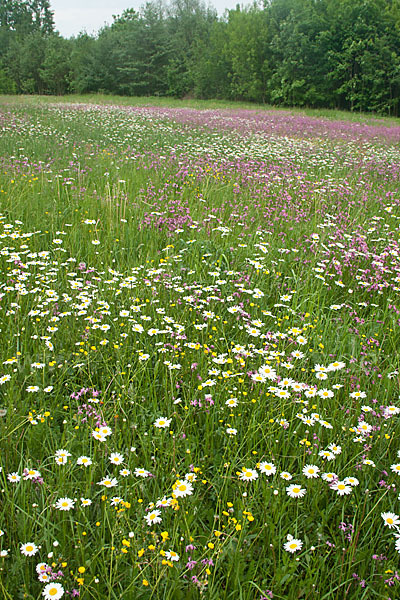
left=50, top=0, right=241, bottom=38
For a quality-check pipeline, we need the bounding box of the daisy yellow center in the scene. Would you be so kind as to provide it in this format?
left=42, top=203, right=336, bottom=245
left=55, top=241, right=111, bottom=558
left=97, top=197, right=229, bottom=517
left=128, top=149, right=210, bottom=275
left=292, top=487, right=300, bottom=493
left=289, top=543, right=297, bottom=549
left=171, top=551, right=177, bottom=556
left=387, top=518, right=394, bottom=524
left=26, top=545, right=33, bottom=552
left=245, top=472, right=252, bottom=478
left=49, top=589, right=58, bottom=597
left=338, top=484, right=345, bottom=490
left=159, top=421, right=165, bottom=426
left=178, top=484, right=187, bottom=491
left=104, top=480, right=111, bottom=486
left=150, top=514, right=156, bottom=520
left=62, top=502, right=68, bottom=507
left=396, top=466, right=400, bottom=471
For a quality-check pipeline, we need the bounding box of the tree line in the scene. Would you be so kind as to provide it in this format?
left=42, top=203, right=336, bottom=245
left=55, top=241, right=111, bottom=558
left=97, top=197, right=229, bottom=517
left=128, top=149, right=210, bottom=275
left=1, top=0, right=400, bottom=114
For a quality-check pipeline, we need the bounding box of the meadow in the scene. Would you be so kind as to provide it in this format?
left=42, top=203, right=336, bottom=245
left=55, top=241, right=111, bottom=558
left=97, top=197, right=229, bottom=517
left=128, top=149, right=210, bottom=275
left=0, top=96, right=400, bottom=600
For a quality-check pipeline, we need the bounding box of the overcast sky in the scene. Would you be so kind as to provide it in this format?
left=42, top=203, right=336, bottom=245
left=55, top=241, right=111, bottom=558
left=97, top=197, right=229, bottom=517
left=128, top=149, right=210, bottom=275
left=50, top=0, right=240, bottom=38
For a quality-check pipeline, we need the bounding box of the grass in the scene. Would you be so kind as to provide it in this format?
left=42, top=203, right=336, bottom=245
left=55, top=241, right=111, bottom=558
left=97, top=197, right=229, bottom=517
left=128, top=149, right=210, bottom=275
left=0, top=96, right=399, bottom=599
left=1, top=93, right=400, bottom=126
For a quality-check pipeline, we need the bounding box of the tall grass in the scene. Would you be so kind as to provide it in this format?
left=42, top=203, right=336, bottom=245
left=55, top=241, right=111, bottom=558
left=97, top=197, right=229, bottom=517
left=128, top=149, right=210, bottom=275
left=0, top=97, right=399, bottom=599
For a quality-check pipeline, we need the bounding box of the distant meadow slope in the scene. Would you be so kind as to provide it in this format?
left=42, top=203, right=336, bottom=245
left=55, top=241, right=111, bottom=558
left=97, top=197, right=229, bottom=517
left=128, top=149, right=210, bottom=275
left=0, top=98, right=399, bottom=599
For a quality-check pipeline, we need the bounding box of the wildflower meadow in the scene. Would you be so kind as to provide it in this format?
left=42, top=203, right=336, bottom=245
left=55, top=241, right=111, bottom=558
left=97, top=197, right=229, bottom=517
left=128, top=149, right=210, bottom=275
left=0, top=96, right=400, bottom=599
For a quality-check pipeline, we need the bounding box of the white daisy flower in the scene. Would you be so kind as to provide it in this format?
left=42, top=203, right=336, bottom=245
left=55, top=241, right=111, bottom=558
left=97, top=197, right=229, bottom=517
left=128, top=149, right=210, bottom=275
left=42, top=582, right=64, bottom=600
left=154, top=417, right=172, bottom=429
left=286, top=484, right=306, bottom=498
left=144, top=510, right=162, bottom=526
left=77, top=456, right=92, bottom=467
left=381, top=512, right=400, bottom=529
left=284, top=536, right=303, bottom=553
left=20, top=542, right=39, bottom=556
left=239, top=468, right=259, bottom=482
left=331, top=481, right=352, bottom=496
left=259, top=462, right=276, bottom=476
left=173, top=480, right=194, bottom=497
left=80, top=498, right=92, bottom=507
left=55, top=497, right=75, bottom=511
left=302, top=465, right=320, bottom=479
left=97, top=477, right=118, bottom=488
left=391, top=464, right=400, bottom=475
left=109, top=452, right=124, bottom=465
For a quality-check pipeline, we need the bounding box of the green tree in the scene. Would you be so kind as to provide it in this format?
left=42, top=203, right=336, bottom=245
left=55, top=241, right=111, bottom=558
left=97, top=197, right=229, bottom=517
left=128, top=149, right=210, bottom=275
left=223, top=4, right=270, bottom=102
left=111, top=4, right=172, bottom=96
left=267, top=0, right=332, bottom=107
left=166, top=0, right=217, bottom=96
left=5, top=30, right=47, bottom=93
left=192, top=19, right=230, bottom=99
left=325, top=0, right=400, bottom=113
left=40, top=35, right=71, bottom=94
left=0, top=68, right=16, bottom=93
left=69, top=33, right=102, bottom=94
left=0, top=0, right=54, bottom=93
